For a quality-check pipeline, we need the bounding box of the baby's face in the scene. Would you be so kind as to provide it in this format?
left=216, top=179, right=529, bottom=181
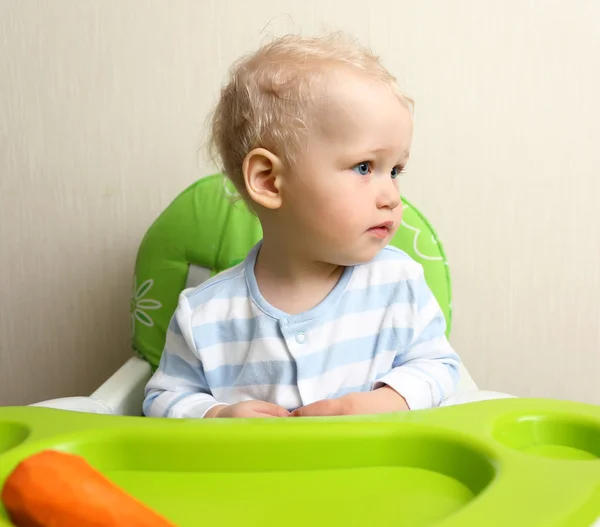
left=279, top=69, right=413, bottom=266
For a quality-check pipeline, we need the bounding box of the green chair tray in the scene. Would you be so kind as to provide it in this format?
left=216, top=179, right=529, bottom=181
left=1, top=399, right=599, bottom=526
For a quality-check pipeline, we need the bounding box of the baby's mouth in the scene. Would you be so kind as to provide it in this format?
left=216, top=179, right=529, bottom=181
left=367, top=222, right=393, bottom=238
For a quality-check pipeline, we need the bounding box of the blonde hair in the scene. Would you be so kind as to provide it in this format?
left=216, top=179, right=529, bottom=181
left=208, top=33, right=413, bottom=200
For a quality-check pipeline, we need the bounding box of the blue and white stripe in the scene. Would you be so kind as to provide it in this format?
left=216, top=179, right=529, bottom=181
left=143, top=244, right=460, bottom=418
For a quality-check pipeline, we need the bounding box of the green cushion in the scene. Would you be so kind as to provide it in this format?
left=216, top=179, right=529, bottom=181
left=131, top=174, right=452, bottom=369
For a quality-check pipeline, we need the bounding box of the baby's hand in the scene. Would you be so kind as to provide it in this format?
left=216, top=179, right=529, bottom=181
left=291, top=386, right=409, bottom=417
left=205, top=400, right=291, bottom=418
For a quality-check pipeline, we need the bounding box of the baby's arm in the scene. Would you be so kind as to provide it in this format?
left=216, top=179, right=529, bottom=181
left=374, top=266, right=460, bottom=410
left=293, top=266, right=460, bottom=417
left=373, top=267, right=460, bottom=410
left=143, top=298, right=288, bottom=418
left=142, top=310, right=224, bottom=418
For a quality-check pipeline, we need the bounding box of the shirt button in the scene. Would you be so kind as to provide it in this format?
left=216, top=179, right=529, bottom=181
left=295, top=331, right=308, bottom=344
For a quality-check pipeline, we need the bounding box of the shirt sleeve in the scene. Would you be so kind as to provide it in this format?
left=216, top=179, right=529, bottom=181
left=374, top=265, right=461, bottom=410
left=142, top=295, right=224, bottom=418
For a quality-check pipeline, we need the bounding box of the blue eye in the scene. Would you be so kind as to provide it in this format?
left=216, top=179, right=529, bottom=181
left=391, top=166, right=404, bottom=179
left=352, top=161, right=371, bottom=176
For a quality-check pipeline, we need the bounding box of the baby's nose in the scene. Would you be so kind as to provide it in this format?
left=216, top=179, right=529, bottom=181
left=377, top=181, right=401, bottom=209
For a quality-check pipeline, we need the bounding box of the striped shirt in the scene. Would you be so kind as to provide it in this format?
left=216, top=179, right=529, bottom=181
left=143, top=243, right=460, bottom=418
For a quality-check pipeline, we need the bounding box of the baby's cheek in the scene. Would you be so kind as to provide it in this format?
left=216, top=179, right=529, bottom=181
left=396, top=202, right=403, bottom=221
left=330, top=194, right=362, bottom=217
left=328, top=205, right=359, bottom=229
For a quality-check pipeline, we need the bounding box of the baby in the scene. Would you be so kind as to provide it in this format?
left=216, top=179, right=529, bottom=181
left=143, top=33, right=461, bottom=419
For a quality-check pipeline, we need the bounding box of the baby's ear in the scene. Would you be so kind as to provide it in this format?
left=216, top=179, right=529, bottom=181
left=242, top=148, right=284, bottom=209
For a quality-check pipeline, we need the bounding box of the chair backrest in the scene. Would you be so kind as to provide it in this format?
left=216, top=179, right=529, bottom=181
left=131, top=174, right=452, bottom=369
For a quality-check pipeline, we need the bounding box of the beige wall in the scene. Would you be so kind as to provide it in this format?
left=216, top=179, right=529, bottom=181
left=1, top=0, right=599, bottom=406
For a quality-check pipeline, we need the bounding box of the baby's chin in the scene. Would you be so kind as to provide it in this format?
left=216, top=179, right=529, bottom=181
left=326, top=246, right=386, bottom=267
